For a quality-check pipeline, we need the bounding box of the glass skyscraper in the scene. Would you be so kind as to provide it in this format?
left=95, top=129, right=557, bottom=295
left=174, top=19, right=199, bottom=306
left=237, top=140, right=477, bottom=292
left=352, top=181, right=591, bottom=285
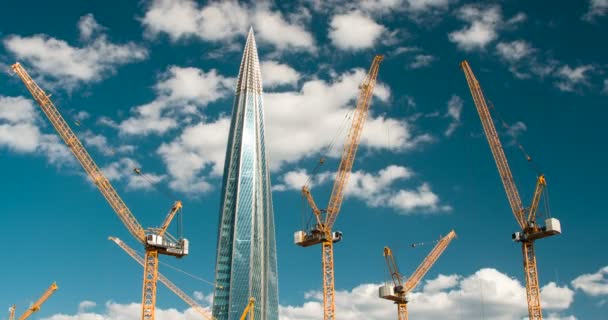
left=212, top=28, right=279, bottom=320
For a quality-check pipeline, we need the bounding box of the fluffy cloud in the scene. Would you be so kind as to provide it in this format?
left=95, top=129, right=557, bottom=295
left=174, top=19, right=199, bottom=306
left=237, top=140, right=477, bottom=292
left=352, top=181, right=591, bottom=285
left=118, top=66, right=233, bottom=136
left=4, top=14, right=147, bottom=88
left=156, top=118, right=230, bottom=194
left=329, top=11, right=385, bottom=50
left=41, top=301, right=206, bottom=320
left=275, top=165, right=449, bottom=214
left=0, top=95, right=71, bottom=165
left=554, top=65, right=595, bottom=92
left=448, top=4, right=525, bottom=51
left=82, top=131, right=134, bottom=156
left=496, top=40, right=534, bottom=62
left=40, top=268, right=577, bottom=320
left=156, top=67, right=428, bottom=193
left=604, top=79, right=608, bottom=94
left=261, top=61, right=301, bottom=87
left=280, top=268, right=575, bottom=320
left=101, top=157, right=166, bottom=191
left=409, top=54, right=436, bottom=69
left=141, top=0, right=315, bottom=52
left=444, top=95, right=463, bottom=137
left=583, top=0, right=608, bottom=21
left=78, top=301, right=97, bottom=313
left=571, top=266, right=608, bottom=296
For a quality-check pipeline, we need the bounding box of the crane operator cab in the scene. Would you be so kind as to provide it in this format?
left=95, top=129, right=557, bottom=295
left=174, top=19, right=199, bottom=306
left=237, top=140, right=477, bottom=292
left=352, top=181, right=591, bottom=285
left=146, top=233, right=189, bottom=257
left=512, top=217, right=561, bottom=242
left=294, top=224, right=343, bottom=247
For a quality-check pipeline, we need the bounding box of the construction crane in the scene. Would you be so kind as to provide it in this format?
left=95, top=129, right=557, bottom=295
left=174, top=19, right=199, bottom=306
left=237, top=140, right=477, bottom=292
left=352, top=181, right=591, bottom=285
left=110, top=237, right=256, bottom=320
left=379, top=230, right=456, bottom=320
left=110, top=237, right=213, bottom=320
left=11, top=62, right=188, bottom=320
left=9, top=305, right=15, bottom=320
left=460, top=60, right=561, bottom=320
left=240, top=298, right=255, bottom=320
left=10, top=282, right=58, bottom=320
left=294, top=55, right=384, bottom=320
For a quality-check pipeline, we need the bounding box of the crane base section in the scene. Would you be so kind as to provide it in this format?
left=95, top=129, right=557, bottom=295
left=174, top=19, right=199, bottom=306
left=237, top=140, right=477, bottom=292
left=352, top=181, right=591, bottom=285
left=512, top=218, right=561, bottom=242
left=294, top=230, right=342, bottom=247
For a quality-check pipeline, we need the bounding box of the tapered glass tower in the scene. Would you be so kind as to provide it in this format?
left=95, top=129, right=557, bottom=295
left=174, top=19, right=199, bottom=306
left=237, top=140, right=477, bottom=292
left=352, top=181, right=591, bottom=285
left=212, top=28, right=278, bottom=320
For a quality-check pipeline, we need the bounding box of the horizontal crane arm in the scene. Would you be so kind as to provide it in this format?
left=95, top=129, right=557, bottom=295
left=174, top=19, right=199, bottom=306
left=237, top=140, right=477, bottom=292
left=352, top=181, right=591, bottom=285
left=325, top=55, right=384, bottom=230
left=11, top=63, right=146, bottom=243
left=460, top=60, right=526, bottom=229
left=109, top=237, right=214, bottom=320
left=403, top=230, right=457, bottom=293
left=18, top=282, right=58, bottom=320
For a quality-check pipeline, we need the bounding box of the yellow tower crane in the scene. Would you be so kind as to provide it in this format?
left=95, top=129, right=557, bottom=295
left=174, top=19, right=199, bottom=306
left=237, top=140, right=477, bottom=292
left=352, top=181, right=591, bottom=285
left=460, top=60, right=561, bottom=320
left=11, top=62, right=188, bottom=320
left=294, top=54, right=384, bottom=320
left=10, top=282, right=58, bottom=320
left=109, top=237, right=213, bottom=320
left=110, top=237, right=256, bottom=320
left=380, top=230, right=456, bottom=320
left=9, top=305, right=15, bottom=320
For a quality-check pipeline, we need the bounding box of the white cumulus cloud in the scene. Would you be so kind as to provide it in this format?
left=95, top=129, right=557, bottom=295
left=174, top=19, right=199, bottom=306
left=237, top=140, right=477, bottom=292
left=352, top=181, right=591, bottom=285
left=4, top=14, right=147, bottom=88
left=0, top=95, right=72, bottom=165
left=261, top=61, right=301, bottom=88
left=280, top=268, right=575, bottom=320
left=554, top=65, right=595, bottom=92
left=583, top=0, right=608, bottom=21
left=444, top=95, right=463, bottom=137
left=141, top=0, right=315, bottom=52
left=118, top=66, right=233, bottom=136
left=275, top=165, right=449, bottom=214
left=329, top=11, right=386, bottom=50
left=571, top=266, right=608, bottom=296
left=448, top=4, right=525, bottom=52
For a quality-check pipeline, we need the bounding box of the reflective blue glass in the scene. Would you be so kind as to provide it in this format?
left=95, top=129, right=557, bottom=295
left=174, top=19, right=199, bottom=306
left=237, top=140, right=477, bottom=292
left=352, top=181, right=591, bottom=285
left=212, top=29, right=278, bottom=320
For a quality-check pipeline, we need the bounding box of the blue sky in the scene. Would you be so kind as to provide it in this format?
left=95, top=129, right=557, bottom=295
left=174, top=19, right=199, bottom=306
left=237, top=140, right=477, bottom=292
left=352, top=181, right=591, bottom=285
left=1, top=1, right=607, bottom=319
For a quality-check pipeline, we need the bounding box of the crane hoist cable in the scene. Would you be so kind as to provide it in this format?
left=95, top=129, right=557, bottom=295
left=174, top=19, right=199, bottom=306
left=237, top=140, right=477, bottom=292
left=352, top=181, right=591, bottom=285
left=486, top=100, right=542, bottom=176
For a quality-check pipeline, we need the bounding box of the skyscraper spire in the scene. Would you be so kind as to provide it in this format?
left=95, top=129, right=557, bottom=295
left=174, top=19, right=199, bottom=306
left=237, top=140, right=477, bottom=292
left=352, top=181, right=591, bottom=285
left=235, top=28, right=263, bottom=94
left=212, top=29, right=279, bottom=320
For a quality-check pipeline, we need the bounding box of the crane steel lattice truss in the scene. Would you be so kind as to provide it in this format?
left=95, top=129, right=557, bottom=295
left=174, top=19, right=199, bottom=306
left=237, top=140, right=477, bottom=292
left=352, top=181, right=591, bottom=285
left=460, top=60, right=561, bottom=320
left=109, top=237, right=213, bottom=320
left=110, top=237, right=257, bottom=320
left=295, top=55, right=384, bottom=320
left=10, top=282, right=58, bottom=320
left=380, top=231, right=456, bottom=320
left=11, top=63, right=189, bottom=320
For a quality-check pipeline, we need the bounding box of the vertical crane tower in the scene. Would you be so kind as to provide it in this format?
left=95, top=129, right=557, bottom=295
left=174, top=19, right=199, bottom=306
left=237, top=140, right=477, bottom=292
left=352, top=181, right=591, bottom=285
left=110, top=237, right=257, bottom=320
left=11, top=63, right=188, bottom=320
left=460, top=61, right=561, bottom=320
left=294, top=55, right=383, bottom=320
left=379, top=230, right=456, bottom=320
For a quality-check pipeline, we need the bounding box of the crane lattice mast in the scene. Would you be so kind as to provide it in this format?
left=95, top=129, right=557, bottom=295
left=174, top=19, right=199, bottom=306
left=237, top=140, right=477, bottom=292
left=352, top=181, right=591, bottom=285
left=11, top=62, right=188, bottom=320
left=109, top=237, right=214, bottom=320
left=111, top=237, right=257, bottom=320
left=295, top=55, right=384, bottom=320
left=460, top=60, right=561, bottom=320
left=380, top=230, right=456, bottom=320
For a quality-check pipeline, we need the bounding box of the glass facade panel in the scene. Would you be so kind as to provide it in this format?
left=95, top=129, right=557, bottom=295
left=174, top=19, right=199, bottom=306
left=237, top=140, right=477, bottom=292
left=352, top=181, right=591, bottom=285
left=212, top=29, right=278, bottom=320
